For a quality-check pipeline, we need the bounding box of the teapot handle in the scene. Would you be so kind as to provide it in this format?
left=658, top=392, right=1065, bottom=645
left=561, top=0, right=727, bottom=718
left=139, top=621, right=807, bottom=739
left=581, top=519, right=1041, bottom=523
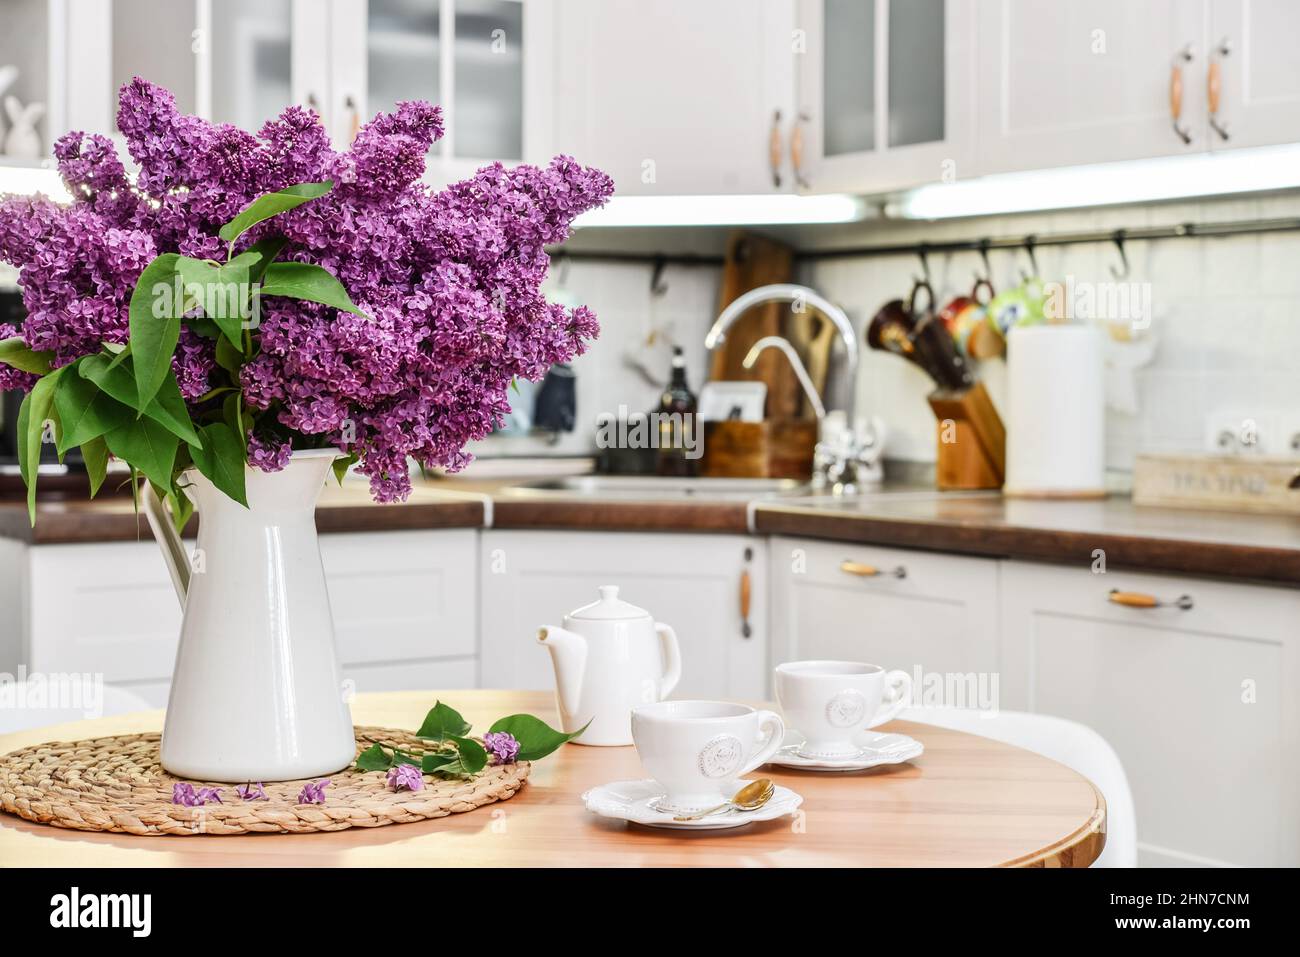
left=654, top=623, right=681, bottom=699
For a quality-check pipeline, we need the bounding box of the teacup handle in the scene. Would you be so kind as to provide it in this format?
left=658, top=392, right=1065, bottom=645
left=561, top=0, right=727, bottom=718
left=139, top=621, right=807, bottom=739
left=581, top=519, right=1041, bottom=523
left=866, top=670, right=912, bottom=729
left=739, top=710, right=786, bottom=775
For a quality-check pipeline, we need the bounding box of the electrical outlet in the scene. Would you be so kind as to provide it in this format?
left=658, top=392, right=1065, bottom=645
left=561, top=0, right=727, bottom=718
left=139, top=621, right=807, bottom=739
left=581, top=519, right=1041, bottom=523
left=1204, top=409, right=1282, bottom=455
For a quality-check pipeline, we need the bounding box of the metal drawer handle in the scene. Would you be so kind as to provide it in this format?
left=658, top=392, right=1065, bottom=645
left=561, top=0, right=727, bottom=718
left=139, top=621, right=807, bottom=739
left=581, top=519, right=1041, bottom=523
left=841, top=560, right=907, bottom=580
left=1108, top=589, right=1193, bottom=610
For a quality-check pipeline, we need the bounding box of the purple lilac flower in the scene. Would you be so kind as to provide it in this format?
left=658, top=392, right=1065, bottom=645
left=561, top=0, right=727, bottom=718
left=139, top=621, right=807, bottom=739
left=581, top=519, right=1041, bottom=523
left=297, top=778, right=330, bottom=804
left=235, top=781, right=267, bottom=801
left=0, top=77, right=612, bottom=500
left=483, top=731, right=520, bottom=765
left=247, top=431, right=291, bottom=471
left=386, top=763, right=423, bottom=792
left=172, top=782, right=223, bottom=806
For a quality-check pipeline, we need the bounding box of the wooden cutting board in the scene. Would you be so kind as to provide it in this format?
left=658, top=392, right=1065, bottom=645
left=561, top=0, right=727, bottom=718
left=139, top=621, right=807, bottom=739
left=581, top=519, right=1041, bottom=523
left=708, top=231, right=802, bottom=420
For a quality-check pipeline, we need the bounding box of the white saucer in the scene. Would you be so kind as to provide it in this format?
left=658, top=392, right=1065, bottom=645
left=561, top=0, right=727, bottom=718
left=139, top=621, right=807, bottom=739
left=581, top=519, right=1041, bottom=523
left=766, top=729, right=924, bottom=771
left=582, top=778, right=803, bottom=830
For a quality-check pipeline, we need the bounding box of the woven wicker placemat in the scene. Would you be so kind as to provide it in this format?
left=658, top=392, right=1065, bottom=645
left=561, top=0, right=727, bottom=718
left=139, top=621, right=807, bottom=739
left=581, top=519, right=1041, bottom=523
left=0, top=726, right=529, bottom=836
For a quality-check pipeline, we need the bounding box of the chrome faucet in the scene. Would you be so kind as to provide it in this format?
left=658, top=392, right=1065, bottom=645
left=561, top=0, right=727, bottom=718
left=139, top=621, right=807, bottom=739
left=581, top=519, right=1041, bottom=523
left=742, top=336, right=826, bottom=420
left=706, top=283, right=882, bottom=492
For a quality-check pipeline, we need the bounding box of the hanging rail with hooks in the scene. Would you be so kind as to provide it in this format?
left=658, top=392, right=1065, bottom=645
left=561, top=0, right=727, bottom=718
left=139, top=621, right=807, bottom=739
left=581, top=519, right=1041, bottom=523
left=546, top=216, right=1300, bottom=272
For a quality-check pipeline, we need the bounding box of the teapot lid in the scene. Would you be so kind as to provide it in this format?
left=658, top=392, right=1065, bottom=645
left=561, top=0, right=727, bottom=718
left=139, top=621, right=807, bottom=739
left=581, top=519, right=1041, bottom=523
left=568, top=585, right=651, bottom=621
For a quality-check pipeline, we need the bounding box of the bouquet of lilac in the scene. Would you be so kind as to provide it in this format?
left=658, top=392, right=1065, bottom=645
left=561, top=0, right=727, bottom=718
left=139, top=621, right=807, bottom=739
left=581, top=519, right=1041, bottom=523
left=0, top=78, right=612, bottom=521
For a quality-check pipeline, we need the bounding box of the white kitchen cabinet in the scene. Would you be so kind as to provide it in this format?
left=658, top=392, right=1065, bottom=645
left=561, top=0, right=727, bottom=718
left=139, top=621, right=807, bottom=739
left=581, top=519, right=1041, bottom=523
left=795, top=0, right=976, bottom=193
left=1205, top=0, right=1300, bottom=150
left=479, top=530, right=768, bottom=699
left=550, top=0, right=797, bottom=196
left=1000, top=561, right=1300, bottom=867
left=768, top=536, right=999, bottom=685
left=975, top=0, right=1208, bottom=173
left=329, top=0, right=550, bottom=183
left=5, top=528, right=481, bottom=705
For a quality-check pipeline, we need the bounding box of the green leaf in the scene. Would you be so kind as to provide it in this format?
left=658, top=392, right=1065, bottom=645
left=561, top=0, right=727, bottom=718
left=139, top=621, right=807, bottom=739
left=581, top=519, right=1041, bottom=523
left=187, top=422, right=248, bottom=508
left=128, top=253, right=183, bottom=408
left=236, top=236, right=288, bottom=285
left=488, top=713, right=592, bottom=761
left=146, top=373, right=202, bottom=447
left=218, top=182, right=333, bottom=245
left=17, top=371, right=63, bottom=523
left=258, top=261, right=366, bottom=316
left=79, top=354, right=201, bottom=448
left=332, top=452, right=358, bottom=486
left=166, top=485, right=194, bottom=536
left=222, top=393, right=247, bottom=453
left=177, top=256, right=250, bottom=349
left=415, top=701, right=473, bottom=741
left=52, top=367, right=134, bottom=452
left=355, top=743, right=394, bottom=772
left=81, top=436, right=109, bottom=498
left=0, top=337, right=54, bottom=375
left=103, top=414, right=177, bottom=492
left=448, top=736, right=488, bottom=775
left=420, top=751, right=458, bottom=774
left=214, top=331, right=244, bottom=377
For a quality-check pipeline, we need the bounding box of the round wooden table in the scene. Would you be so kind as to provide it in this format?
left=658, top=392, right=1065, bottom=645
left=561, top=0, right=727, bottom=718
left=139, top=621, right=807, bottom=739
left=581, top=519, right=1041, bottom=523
left=0, top=690, right=1105, bottom=867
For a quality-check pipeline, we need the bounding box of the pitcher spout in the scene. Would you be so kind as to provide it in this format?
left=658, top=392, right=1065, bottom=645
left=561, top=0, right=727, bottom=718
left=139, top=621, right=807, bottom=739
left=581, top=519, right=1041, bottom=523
left=538, top=625, right=587, bottom=718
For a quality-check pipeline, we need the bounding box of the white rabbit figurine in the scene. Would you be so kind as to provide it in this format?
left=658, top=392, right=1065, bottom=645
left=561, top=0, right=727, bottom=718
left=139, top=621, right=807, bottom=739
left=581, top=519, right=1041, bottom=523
left=4, top=95, right=44, bottom=160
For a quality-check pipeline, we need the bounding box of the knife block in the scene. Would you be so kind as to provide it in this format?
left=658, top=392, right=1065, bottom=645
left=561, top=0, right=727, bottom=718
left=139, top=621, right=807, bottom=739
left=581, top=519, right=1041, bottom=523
left=928, top=382, right=1005, bottom=490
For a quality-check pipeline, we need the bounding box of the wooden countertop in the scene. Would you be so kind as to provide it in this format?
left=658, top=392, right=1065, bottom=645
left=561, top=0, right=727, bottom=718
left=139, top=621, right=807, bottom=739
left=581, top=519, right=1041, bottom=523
left=3, top=476, right=1297, bottom=584
left=0, top=690, right=1104, bottom=868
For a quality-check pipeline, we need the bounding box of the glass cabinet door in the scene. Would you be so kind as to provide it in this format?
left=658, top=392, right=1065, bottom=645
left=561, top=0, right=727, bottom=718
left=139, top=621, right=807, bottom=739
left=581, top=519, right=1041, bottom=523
left=111, top=0, right=200, bottom=122
left=362, top=0, right=524, bottom=163
left=821, top=0, right=876, bottom=158
left=886, top=0, right=944, bottom=148
left=208, top=0, right=294, bottom=131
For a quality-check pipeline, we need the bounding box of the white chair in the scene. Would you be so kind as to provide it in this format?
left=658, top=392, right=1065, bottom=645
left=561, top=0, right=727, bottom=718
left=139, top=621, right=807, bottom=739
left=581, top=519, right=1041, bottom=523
left=901, top=706, right=1137, bottom=868
left=0, top=678, right=153, bottom=735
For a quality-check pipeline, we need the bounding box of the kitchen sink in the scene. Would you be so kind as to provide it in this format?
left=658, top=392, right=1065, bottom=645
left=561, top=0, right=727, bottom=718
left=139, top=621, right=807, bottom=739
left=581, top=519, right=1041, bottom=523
left=502, top=475, right=807, bottom=500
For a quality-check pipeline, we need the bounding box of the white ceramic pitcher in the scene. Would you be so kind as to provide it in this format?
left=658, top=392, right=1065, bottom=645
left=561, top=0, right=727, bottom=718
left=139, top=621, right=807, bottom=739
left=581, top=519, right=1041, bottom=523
left=142, top=448, right=355, bottom=782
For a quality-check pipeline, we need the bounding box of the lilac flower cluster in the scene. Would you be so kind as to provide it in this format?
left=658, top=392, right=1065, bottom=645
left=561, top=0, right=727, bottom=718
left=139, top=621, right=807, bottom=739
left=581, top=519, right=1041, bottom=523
left=172, top=782, right=223, bottom=806
left=297, top=778, right=330, bottom=805
left=0, top=78, right=613, bottom=501
left=483, top=731, right=520, bottom=765
left=386, top=763, right=423, bottom=792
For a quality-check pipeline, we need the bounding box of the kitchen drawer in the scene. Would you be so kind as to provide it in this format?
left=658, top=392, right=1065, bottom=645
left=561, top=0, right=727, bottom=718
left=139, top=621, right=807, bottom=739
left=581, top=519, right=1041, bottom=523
left=320, top=530, right=478, bottom=665
left=1001, top=561, right=1300, bottom=867
left=27, top=542, right=183, bottom=682
left=343, top=657, right=478, bottom=694
left=769, top=536, right=1000, bottom=684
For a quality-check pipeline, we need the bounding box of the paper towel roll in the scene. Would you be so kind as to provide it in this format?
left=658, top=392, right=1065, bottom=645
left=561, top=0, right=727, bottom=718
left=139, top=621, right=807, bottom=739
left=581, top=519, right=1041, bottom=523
left=1004, top=325, right=1106, bottom=497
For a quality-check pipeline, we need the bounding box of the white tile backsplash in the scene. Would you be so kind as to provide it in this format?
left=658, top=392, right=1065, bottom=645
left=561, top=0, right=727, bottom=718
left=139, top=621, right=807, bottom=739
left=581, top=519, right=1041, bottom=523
left=505, top=193, right=1299, bottom=472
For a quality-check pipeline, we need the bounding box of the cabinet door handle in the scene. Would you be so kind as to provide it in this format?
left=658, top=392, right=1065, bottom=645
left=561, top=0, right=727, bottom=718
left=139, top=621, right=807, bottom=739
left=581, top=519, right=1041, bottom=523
left=345, top=94, right=361, bottom=141
left=1108, top=589, right=1193, bottom=610
left=739, top=568, right=753, bottom=638
left=1170, top=45, right=1194, bottom=144
left=1208, top=38, right=1230, bottom=141
left=306, top=92, right=321, bottom=114
left=790, top=110, right=810, bottom=189
left=840, top=560, right=907, bottom=579
left=769, top=109, right=784, bottom=188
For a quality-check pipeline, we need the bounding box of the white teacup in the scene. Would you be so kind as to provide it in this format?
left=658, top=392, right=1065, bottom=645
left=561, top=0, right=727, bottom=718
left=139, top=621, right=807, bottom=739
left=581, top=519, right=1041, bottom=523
left=775, top=660, right=912, bottom=758
left=630, top=700, right=785, bottom=814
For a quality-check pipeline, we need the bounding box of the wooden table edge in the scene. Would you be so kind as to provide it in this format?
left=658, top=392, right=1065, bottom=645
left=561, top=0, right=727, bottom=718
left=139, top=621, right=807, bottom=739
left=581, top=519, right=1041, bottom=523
left=1001, top=784, right=1107, bottom=868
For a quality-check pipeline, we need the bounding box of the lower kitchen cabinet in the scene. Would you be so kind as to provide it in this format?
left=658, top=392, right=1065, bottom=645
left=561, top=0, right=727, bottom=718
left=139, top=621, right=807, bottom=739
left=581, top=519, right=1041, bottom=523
left=5, top=529, right=482, bottom=707
left=1000, top=561, right=1300, bottom=867
left=479, top=530, right=767, bottom=699
left=769, top=536, right=1000, bottom=684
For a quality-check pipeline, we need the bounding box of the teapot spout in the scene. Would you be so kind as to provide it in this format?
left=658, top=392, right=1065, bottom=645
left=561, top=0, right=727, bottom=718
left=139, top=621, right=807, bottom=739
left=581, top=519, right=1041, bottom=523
left=537, top=626, right=587, bottom=718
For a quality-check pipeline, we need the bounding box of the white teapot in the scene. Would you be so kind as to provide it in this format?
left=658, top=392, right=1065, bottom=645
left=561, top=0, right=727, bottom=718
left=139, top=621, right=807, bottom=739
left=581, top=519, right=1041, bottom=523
left=538, top=585, right=681, bottom=746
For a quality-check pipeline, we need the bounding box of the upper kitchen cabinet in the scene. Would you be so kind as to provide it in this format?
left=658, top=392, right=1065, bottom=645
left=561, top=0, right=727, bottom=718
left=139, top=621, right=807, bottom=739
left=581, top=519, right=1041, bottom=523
left=328, top=0, right=550, bottom=185
left=976, top=0, right=1209, bottom=173
left=1204, top=0, right=1300, bottom=150
left=793, top=0, right=976, bottom=194
left=550, top=0, right=797, bottom=196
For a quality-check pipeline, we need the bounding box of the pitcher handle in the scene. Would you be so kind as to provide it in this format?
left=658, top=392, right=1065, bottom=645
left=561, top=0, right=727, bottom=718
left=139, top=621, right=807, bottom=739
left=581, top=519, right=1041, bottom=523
left=867, top=669, right=913, bottom=729
left=655, top=622, right=681, bottom=699
left=739, top=710, right=786, bottom=775
left=142, top=481, right=190, bottom=607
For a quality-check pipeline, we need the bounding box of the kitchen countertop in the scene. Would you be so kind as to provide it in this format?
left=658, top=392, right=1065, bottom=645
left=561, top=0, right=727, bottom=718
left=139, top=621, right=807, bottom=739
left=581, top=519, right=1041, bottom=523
left=2, top=474, right=1298, bottom=585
